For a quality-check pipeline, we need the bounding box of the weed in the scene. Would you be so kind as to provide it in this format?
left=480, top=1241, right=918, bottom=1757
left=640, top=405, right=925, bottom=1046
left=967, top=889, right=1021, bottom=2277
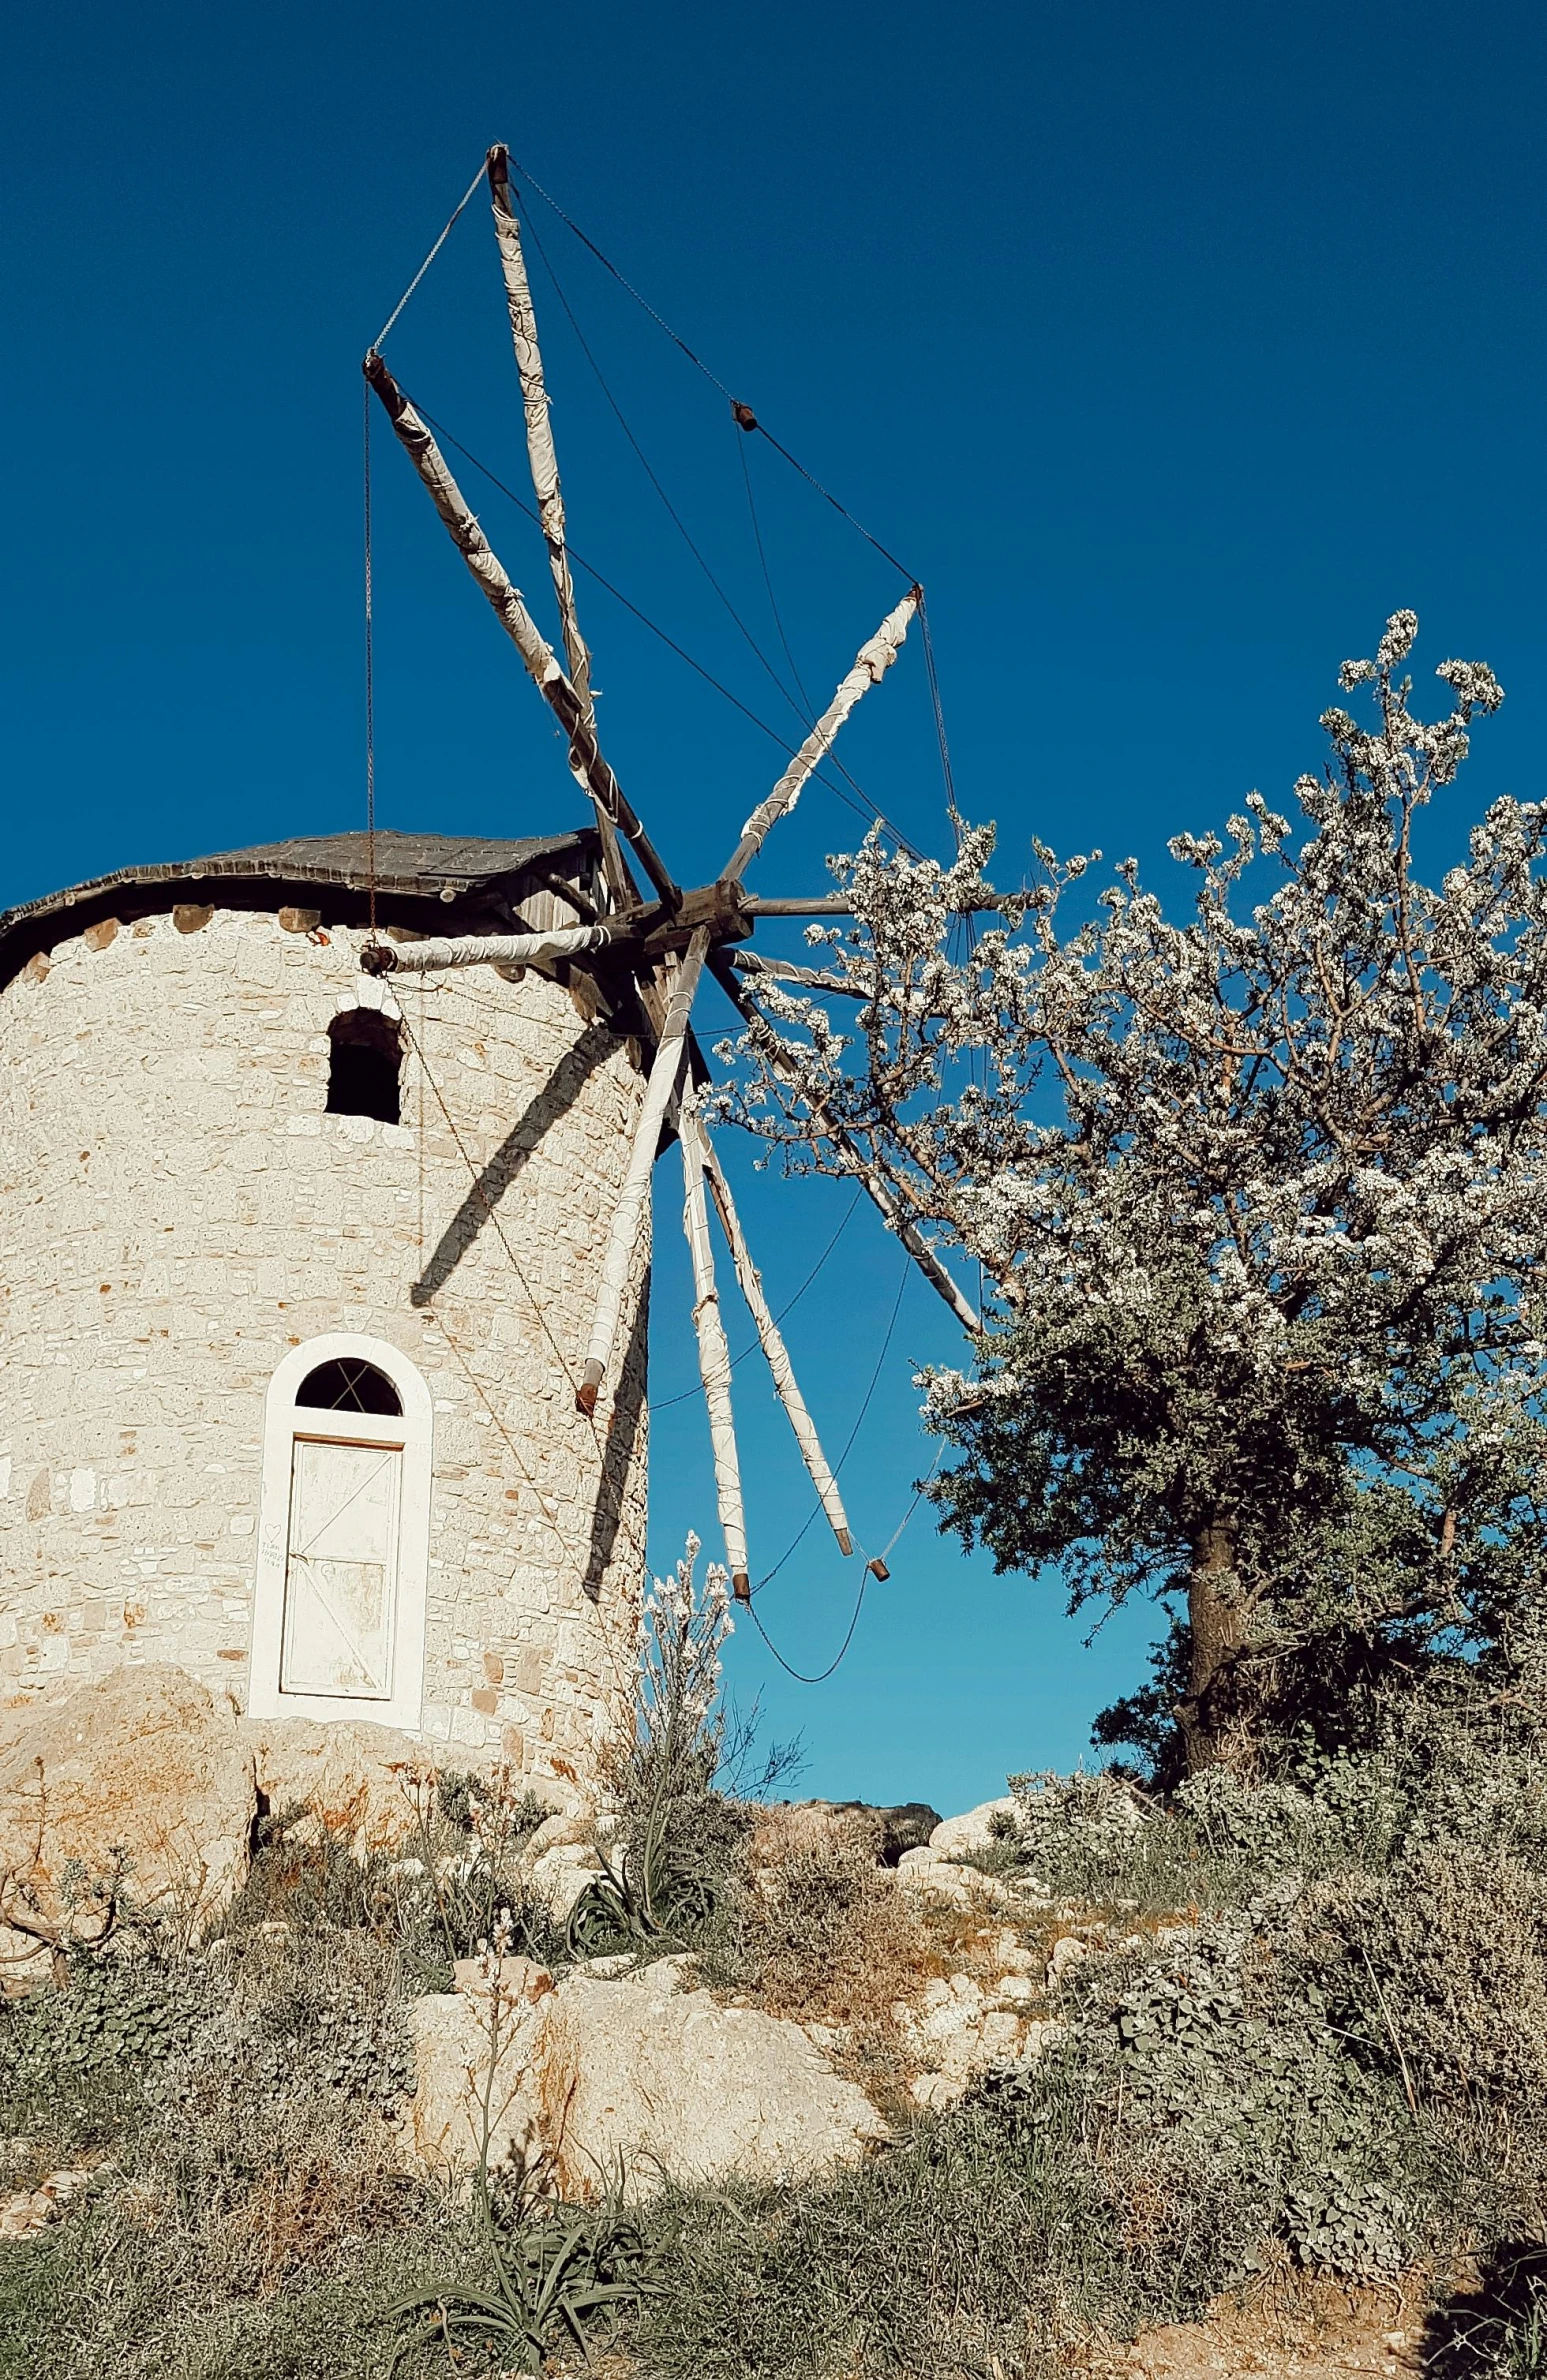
left=387, top=2165, right=654, bottom=2375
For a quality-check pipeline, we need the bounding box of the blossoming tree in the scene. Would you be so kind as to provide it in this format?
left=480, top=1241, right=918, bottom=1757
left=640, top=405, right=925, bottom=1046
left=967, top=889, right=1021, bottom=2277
left=720, top=614, right=1547, bottom=1772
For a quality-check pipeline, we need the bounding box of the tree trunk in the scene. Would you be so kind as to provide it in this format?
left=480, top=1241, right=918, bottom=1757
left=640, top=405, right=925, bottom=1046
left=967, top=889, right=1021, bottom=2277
left=1177, top=1516, right=1247, bottom=1773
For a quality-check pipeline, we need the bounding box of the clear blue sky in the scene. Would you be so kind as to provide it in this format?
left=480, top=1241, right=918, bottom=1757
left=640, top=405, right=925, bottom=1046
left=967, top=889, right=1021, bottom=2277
left=5, top=3, right=1543, bottom=1813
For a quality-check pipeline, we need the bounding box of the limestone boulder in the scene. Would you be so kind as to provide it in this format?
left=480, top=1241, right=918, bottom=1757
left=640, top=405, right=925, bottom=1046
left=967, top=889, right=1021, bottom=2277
left=891, top=1971, right=1034, bottom=2110
left=540, top=1957, right=889, bottom=2197
left=528, top=1841, right=607, bottom=1920
left=928, top=1796, right=1020, bottom=1858
left=407, top=1988, right=550, bottom=2176
left=239, top=1714, right=429, bottom=1853
left=894, top=1845, right=1028, bottom=1913
left=0, top=1666, right=256, bottom=1966
left=406, top=1952, right=888, bottom=2199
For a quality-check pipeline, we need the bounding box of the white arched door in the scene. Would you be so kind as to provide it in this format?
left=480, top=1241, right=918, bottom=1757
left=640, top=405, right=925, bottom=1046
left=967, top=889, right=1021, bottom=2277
left=248, top=1335, right=432, bottom=1730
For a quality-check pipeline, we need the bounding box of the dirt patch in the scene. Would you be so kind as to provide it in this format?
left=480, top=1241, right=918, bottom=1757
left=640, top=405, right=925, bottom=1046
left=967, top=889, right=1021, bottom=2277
left=1083, top=2276, right=1425, bottom=2379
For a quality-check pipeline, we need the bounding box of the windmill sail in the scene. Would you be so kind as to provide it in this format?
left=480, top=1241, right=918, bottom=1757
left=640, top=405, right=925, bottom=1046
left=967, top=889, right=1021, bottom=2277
left=696, top=1111, right=852, bottom=1555
left=679, top=1094, right=750, bottom=1596
left=576, top=930, right=711, bottom=1414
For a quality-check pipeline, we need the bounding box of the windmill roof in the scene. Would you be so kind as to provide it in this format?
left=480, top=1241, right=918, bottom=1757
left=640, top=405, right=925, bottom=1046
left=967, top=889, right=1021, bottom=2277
left=0, top=827, right=600, bottom=989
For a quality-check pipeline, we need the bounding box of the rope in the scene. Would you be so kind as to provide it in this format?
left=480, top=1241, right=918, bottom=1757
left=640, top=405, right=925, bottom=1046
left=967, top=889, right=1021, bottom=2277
left=371, top=158, right=487, bottom=353
left=650, top=1184, right=860, bottom=1413
left=363, top=382, right=377, bottom=931
left=416, top=404, right=924, bottom=857
left=507, top=154, right=918, bottom=583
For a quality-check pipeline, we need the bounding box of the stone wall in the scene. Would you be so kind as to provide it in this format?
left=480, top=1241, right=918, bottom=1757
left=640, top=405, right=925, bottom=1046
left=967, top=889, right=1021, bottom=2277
left=0, top=903, right=648, bottom=1788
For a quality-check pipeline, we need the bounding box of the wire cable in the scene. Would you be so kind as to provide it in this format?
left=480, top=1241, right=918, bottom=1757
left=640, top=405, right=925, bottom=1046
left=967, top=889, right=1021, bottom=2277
left=371, top=158, right=488, bottom=353
left=507, top=153, right=918, bottom=584
left=751, top=1247, right=910, bottom=1594
left=650, top=1183, right=861, bottom=1413
left=416, top=403, right=924, bottom=855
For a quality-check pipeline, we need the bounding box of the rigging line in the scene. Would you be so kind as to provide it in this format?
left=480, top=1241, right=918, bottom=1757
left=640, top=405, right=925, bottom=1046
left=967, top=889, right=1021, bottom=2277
left=736, top=430, right=815, bottom=717
left=746, top=419, right=916, bottom=585
left=416, top=405, right=924, bottom=856
left=746, top=1445, right=944, bottom=1685
left=396, top=1001, right=597, bottom=1426
left=509, top=155, right=737, bottom=399
left=919, top=583, right=983, bottom=1298
left=916, top=588, right=961, bottom=838
left=371, top=158, right=488, bottom=353
left=363, top=384, right=377, bottom=932
left=744, top=1569, right=868, bottom=1686
left=522, top=211, right=801, bottom=715
left=506, top=154, right=917, bottom=584
left=649, top=1183, right=861, bottom=1414
left=735, top=428, right=925, bottom=851
left=525, top=205, right=891, bottom=835
left=421, top=1303, right=593, bottom=1572
left=750, top=1247, right=910, bottom=1594
left=403, top=1014, right=646, bottom=1636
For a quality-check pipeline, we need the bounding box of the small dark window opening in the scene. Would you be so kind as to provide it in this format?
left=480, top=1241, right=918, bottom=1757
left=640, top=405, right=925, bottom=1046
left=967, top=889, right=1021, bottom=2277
left=296, top=1357, right=403, bottom=1415
left=327, top=1010, right=401, bottom=1125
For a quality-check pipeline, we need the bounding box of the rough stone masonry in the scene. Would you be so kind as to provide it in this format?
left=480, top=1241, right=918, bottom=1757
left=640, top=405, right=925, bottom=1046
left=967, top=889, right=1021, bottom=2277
left=0, top=831, right=649, bottom=1793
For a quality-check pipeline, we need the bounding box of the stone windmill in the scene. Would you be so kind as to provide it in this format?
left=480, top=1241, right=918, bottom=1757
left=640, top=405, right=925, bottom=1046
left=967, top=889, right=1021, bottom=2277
left=359, top=145, right=981, bottom=1602
left=0, top=150, right=978, bottom=1794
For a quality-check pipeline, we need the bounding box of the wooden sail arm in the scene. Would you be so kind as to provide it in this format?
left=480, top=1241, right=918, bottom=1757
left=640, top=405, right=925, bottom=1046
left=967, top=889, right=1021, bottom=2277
left=363, top=352, right=680, bottom=908
left=694, top=1111, right=853, bottom=1556
left=721, top=588, right=919, bottom=885
left=744, top=894, right=1012, bottom=918
left=727, top=950, right=869, bottom=999
left=364, top=923, right=623, bottom=976
left=486, top=144, right=593, bottom=726
left=577, top=929, right=712, bottom=1414
left=709, top=953, right=981, bottom=1334
left=483, top=145, right=629, bottom=899
left=680, top=1101, right=751, bottom=1598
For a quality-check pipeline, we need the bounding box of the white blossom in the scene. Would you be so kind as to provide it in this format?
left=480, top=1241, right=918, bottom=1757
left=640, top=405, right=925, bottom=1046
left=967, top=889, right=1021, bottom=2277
left=714, top=614, right=1547, bottom=1758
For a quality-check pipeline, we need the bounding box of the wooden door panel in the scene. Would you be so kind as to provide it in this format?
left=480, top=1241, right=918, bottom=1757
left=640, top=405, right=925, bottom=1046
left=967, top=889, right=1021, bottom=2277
left=280, top=1439, right=401, bottom=1698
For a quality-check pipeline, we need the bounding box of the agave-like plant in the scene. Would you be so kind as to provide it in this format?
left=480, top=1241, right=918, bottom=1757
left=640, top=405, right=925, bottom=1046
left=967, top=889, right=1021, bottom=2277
left=387, top=2164, right=655, bottom=2374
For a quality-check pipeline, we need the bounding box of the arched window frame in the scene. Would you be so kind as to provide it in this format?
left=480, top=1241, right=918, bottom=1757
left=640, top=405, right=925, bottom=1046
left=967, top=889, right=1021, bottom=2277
left=248, top=1333, right=433, bottom=1730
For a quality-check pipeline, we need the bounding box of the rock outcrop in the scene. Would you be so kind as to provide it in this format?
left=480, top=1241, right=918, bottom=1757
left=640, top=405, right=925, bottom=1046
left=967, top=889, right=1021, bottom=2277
left=0, top=1665, right=256, bottom=1971
left=240, top=1713, right=431, bottom=1852
left=407, top=1952, right=889, bottom=2199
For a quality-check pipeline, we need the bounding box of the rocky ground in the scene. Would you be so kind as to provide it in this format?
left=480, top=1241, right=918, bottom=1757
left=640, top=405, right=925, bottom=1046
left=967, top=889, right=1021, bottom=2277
left=0, top=1668, right=1518, bottom=2377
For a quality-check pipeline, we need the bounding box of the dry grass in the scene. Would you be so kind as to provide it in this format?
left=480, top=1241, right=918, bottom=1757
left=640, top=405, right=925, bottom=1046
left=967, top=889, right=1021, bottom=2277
left=210, top=2125, right=416, bottom=2294
left=701, top=1810, right=1035, bottom=2112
